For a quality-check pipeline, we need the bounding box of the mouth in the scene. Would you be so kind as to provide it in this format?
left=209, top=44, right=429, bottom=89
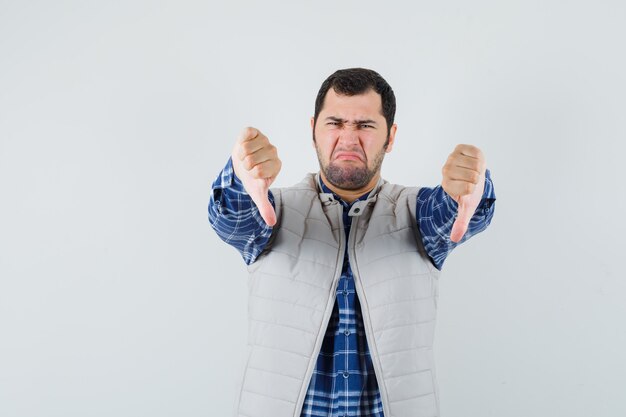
left=333, top=151, right=365, bottom=162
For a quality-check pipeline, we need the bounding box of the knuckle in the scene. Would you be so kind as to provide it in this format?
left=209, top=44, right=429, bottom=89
left=247, top=141, right=259, bottom=154
left=254, top=165, right=266, bottom=178
left=243, top=155, right=254, bottom=170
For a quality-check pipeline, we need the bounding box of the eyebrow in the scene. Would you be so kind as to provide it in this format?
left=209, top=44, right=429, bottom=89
left=324, top=116, right=378, bottom=125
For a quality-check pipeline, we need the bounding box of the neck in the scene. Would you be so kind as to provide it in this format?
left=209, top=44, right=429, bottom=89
left=319, top=171, right=380, bottom=203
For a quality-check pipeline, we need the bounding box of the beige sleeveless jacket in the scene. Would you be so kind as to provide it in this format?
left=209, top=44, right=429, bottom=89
left=234, top=172, right=442, bottom=417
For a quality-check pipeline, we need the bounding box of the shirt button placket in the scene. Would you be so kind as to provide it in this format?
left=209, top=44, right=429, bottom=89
left=342, top=288, right=350, bottom=337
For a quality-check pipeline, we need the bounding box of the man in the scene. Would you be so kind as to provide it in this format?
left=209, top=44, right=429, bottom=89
left=208, top=68, right=496, bottom=417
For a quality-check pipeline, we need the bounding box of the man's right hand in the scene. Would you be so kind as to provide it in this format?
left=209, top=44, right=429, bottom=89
left=231, top=127, right=281, bottom=226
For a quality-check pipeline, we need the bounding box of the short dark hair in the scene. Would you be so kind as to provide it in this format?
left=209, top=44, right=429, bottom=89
left=313, top=68, right=396, bottom=138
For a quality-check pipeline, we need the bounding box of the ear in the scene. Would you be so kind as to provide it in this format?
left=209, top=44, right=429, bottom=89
left=385, top=123, right=398, bottom=153
left=310, top=117, right=316, bottom=148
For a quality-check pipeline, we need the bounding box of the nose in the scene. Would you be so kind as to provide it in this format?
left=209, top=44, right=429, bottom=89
left=337, top=123, right=360, bottom=145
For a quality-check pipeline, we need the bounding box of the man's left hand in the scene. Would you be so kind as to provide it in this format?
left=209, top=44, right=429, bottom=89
left=441, top=144, right=487, bottom=243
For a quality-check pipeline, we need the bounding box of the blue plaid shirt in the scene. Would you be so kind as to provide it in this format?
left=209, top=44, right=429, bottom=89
left=209, top=157, right=496, bottom=417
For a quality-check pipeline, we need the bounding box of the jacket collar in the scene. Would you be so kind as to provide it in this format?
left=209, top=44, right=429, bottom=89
left=313, top=172, right=384, bottom=216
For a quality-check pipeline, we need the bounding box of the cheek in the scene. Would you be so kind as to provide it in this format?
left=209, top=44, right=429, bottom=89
left=364, top=139, right=387, bottom=161
left=314, top=140, right=333, bottom=162
left=316, top=134, right=338, bottom=155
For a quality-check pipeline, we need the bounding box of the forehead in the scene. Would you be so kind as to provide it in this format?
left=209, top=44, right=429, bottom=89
left=319, top=88, right=384, bottom=120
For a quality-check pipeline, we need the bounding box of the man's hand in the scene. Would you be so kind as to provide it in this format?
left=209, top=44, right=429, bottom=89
left=231, top=127, right=282, bottom=226
left=441, top=144, right=487, bottom=243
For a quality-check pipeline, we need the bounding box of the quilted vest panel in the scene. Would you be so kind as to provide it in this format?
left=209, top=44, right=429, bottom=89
left=234, top=173, right=441, bottom=417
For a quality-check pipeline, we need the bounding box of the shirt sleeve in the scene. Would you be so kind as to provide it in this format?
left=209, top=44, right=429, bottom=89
left=416, top=168, right=496, bottom=271
left=208, top=157, right=275, bottom=265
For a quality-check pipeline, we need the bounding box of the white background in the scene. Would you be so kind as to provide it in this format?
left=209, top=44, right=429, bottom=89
left=1, top=1, right=625, bottom=416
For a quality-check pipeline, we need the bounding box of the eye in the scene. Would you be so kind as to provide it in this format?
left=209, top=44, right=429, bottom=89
left=327, top=122, right=340, bottom=126
left=359, top=124, right=374, bottom=129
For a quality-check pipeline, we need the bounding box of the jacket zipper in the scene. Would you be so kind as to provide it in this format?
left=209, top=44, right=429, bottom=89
left=293, top=203, right=345, bottom=416
left=348, top=211, right=392, bottom=417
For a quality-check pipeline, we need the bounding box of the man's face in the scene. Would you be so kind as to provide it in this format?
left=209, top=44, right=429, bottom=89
left=311, top=88, right=397, bottom=191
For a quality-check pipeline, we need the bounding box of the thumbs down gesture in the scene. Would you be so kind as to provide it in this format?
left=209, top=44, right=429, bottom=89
left=231, top=127, right=282, bottom=227
left=441, top=144, right=487, bottom=243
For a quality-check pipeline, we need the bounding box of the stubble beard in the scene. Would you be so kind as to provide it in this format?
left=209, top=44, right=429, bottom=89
left=315, top=139, right=387, bottom=191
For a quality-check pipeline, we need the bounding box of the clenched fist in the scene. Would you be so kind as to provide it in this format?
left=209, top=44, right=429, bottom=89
left=441, top=144, right=487, bottom=243
left=232, top=127, right=282, bottom=226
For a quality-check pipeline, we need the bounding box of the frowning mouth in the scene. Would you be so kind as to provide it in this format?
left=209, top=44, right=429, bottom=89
left=334, top=152, right=365, bottom=162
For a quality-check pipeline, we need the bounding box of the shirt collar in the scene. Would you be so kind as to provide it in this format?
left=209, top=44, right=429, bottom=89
left=317, top=174, right=372, bottom=207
